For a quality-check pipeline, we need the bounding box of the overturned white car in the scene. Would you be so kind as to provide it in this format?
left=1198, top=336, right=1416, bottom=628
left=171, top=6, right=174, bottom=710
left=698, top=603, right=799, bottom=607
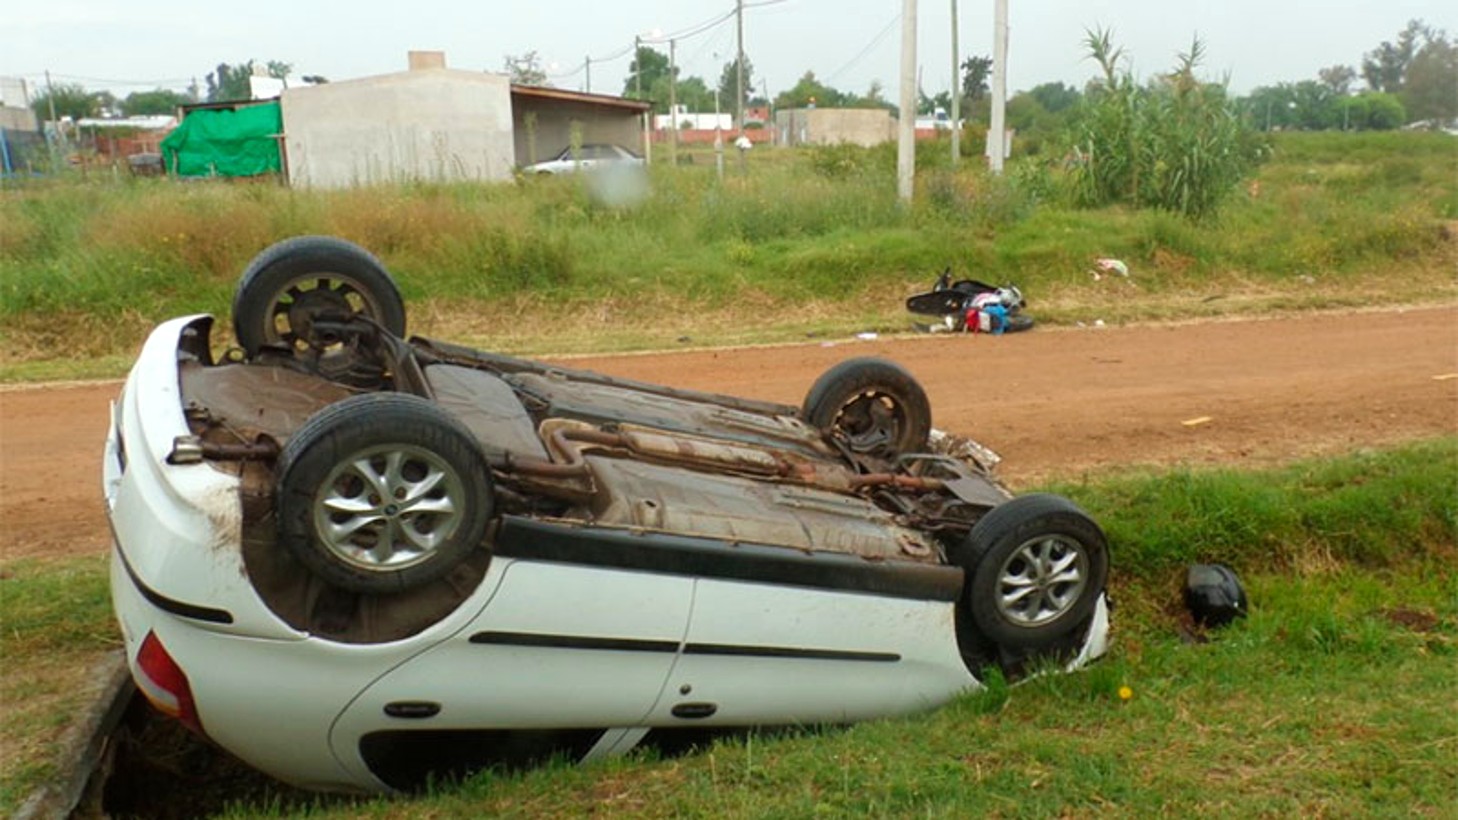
left=104, top=236, right=1110, bottom=794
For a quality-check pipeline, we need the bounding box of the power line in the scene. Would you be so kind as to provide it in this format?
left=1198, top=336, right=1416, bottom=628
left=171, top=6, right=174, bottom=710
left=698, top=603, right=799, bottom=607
left=825, top=13, right=902, bottom=86
left=650, top=8, right=737, bottom=44
left=19, top=72, right=193, bottom=88
left=548, top=2, right=753, bottom=84
left=681, top=18, right=736, bottom=75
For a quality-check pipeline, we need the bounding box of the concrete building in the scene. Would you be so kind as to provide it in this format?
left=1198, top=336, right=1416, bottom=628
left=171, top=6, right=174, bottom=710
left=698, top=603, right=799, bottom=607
left=281, top=52, right=648, bottom=189
left=0, top=77, right=38, bottom=133
left=774, top=108, right=896, bottom=148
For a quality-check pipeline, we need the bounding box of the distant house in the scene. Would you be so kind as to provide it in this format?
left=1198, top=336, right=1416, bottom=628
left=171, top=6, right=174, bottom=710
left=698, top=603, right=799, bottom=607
left=654, top=105, right=731, bottom=132
left=281, top=51, right=648, bottom=189
left=153, top=52, right=649, bottom=188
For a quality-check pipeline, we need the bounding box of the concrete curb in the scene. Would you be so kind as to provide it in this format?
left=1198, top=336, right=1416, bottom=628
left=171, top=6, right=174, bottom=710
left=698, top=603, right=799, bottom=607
left=14, top=650, right=136, bottom=820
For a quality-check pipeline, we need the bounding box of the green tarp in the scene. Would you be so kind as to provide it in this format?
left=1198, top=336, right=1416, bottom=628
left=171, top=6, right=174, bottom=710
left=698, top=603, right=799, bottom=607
left=160, top=101, right=282, bottom=177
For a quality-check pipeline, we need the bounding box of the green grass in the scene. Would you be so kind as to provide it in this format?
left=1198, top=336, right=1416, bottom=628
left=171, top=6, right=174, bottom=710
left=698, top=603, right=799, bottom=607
left=3, top=440, right=1453, bottom=817
left=275, top=569, right=1453, bottom=818
left=0, top=554, right=117, bottom=813
left=2, top=131, right=1454, bottom=379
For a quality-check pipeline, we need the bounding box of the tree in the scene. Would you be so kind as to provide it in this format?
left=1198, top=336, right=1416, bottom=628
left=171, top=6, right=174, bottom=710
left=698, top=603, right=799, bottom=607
left=504, top=51, right=548, bottom=86
left=717, top=56, right=755, bottom=110
left=960, top=55, right=992, bottom=104
left=121, top=88, right=191, bottom=116
left=1340, top=92, right=1407, bottom=129
left=623, top=46, right=670, bottom=100
left=206, top=60, right=291, bottom=102
left=1027, top=81, right=1080, bottom=113
left=670, top=76, right=715, bottom=114
left=1361, top=19, right=1427, bottom=93
left=1317, top=65, right=1357, bottom=96
left=864, top=80, right=891, bottom=108
left=1403, top=33, right=1458, bottom=122
left=922, top=90, right=952, bottom=115
left=774, top=71, right=848, bottom=108
left=206, top=62, right=253, bottom=102
left=30, top=82, right=100, bottom=120
left=93, top=90, right=118, bottom=117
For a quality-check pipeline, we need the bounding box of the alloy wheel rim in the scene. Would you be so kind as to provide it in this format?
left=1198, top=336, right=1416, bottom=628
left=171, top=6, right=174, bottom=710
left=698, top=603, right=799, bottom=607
left=312, top=444, right=464, bottom=572
left=994, top=534, right=1089, bottom=627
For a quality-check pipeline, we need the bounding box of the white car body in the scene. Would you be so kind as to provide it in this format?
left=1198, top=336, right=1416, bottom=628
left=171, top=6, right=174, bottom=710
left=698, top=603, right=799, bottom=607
left=522, top=144, right=645, bottom=175
left=106, top=315, right=1109, bottom=794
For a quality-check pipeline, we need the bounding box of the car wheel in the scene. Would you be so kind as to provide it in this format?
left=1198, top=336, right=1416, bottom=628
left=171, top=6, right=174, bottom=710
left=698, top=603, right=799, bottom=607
left=957, top=494, right=1108, bottom=649
left=276, top=393, right=491, bottom=595
left=801, top=358, right=932, bottom=457
left=233, top=235, right=406, bottom=357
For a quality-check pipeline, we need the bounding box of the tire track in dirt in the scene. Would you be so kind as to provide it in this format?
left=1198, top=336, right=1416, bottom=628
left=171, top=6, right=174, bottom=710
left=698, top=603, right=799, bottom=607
left=3, top=307, right=1454, bottom=561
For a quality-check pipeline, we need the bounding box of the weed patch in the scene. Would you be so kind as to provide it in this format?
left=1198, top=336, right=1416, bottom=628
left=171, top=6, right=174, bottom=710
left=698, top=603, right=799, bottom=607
left=3, top=133, right=1455, bottom=377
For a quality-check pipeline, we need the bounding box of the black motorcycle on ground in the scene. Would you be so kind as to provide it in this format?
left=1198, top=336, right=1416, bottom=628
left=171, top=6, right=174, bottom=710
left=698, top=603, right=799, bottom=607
left=905, top=269, right=1034, bottom=334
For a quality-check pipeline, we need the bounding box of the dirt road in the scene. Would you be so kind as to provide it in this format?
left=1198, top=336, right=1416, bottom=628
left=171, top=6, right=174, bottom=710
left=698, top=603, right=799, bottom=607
left=3, top=307, right=1455, bottom=561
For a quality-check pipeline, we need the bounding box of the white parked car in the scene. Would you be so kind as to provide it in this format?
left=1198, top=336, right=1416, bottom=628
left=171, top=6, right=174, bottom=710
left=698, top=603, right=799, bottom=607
left=522, top=143, right=645, bottom=175
left=105, top=236, right=1110, bottom=794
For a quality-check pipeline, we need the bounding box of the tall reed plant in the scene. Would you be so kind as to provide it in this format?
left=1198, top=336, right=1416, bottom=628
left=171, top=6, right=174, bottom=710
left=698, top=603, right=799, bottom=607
left=1067, top=30, right=1262, bottom=219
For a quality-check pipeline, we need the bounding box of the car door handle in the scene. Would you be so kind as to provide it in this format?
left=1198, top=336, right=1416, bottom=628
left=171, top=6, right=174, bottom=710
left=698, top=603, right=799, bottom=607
left=383, top=701, right=441, bottom=719
left=671, top=702, right=718, bottom=720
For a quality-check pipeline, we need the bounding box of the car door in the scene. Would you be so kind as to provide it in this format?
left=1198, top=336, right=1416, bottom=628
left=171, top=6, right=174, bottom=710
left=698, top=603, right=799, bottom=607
left=576, top=144, right=604, bottom=170
left=329, top=555, right=693, bottom=790
left=645, top=574, right=975, bottom=729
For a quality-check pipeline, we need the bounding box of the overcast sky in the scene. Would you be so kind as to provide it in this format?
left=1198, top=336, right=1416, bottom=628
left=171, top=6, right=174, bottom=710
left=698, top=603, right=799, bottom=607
left=5, top=1, right=1454, bottom=103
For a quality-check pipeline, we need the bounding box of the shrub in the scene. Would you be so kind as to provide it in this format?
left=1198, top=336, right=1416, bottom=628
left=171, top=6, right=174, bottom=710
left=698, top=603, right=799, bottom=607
left=1066, top=31, right=1263, bottom=219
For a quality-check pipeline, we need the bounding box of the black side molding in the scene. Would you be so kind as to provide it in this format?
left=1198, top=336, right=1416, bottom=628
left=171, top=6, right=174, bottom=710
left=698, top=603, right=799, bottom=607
left=469, top=631, right=678, bottom=654
left=116, top=545, right=234, bottom=625
left=470, top=630, right=901, bottom=663
left=494, top=516, right=964, bottom=603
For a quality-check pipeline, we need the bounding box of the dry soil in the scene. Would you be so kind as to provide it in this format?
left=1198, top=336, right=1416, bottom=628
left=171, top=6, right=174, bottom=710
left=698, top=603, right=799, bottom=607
left=3, top=307, right=1454, bottom=561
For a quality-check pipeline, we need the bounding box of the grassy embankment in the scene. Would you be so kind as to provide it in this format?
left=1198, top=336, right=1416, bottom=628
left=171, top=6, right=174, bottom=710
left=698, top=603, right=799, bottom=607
left=2, top=440, right=1453, bottom=816
left=1, top=131, right=1455, bottom=382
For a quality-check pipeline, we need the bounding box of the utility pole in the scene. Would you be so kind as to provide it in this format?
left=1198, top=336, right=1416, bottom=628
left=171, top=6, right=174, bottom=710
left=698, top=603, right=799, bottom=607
left=43, top=69, right=60, bottom=149
left=763, top=78, right=772, bottom=145
left=987, top=0, right=1008, bottom=174
left=714, top=89, right=725, bottom=181
left=585, top=55, right=592, bottom=93
left=736, top=0, right=746, bottom=135
left=897, top=0, right=917, bottom=203
left=634, top=36, right=646, bottom=161
left=669, top=38, right=678, bottom=165
left=950, top=0, right=960, bottom=166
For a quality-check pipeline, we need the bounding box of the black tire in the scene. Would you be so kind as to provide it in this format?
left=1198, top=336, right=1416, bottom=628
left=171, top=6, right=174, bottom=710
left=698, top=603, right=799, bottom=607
left=275, top=393, right=491, bottom=595
left=801, top=358, right=932, bottom=457
left=233, top=235, right=406, bottom=356
left=1004, top=314, right=1034, bottom=333
left=956, top=494, right=1108, bottom=649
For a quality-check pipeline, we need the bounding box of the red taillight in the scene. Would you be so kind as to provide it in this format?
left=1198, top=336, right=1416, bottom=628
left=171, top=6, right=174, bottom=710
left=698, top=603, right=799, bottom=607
left=135, top=631, right=206, bottom=736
